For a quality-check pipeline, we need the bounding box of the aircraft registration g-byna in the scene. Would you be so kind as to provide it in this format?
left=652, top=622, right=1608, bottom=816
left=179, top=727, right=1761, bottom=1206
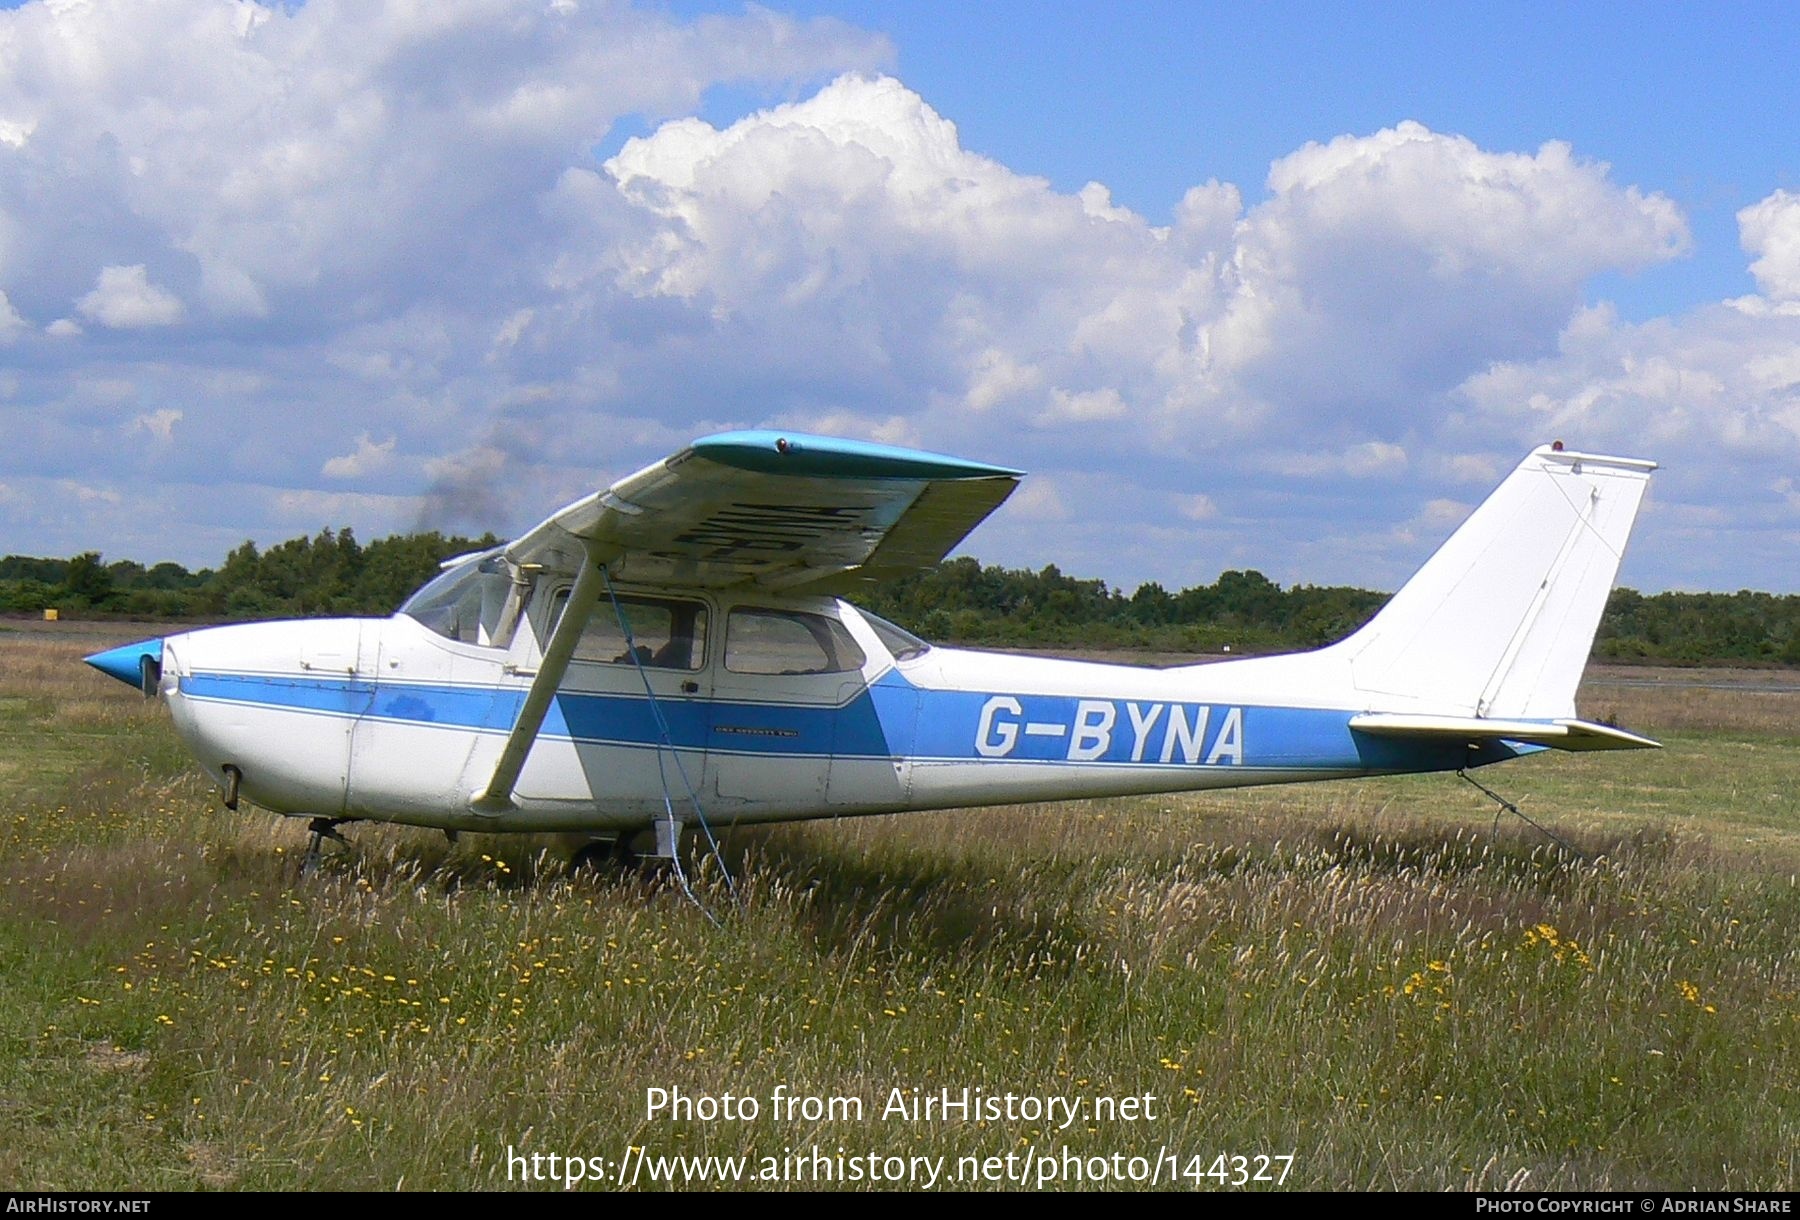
left=86, top=431, right=1658, bottom=868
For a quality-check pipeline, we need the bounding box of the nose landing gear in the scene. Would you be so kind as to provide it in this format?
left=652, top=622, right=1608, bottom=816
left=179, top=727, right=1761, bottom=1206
left=301, top=817, right=352, bottom=874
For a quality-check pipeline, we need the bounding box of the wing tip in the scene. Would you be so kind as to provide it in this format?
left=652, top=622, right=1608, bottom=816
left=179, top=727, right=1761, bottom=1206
left=692, top=430, right=1024, bottom=480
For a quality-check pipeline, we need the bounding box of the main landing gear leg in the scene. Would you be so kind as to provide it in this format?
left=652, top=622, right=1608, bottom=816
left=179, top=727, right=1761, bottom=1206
left=301, top=817, right=351, bottom=874
left=568, top=819, right=689, bottom=877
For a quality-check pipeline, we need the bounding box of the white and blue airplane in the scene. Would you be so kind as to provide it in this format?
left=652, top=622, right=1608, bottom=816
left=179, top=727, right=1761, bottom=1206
left=85, top=432, right=1658, bottom=867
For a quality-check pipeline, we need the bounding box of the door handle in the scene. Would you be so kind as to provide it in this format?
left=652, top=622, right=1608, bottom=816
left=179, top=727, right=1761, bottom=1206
left=681, top=680, right=699, bottom=693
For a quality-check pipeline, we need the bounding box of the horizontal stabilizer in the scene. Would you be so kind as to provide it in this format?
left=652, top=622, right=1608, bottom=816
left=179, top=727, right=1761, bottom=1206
left=1349, top=712, right=1659, bottom=752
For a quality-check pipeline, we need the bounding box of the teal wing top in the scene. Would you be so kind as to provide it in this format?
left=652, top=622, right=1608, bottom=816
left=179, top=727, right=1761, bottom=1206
left=503, top=430, right=1022, bottom=590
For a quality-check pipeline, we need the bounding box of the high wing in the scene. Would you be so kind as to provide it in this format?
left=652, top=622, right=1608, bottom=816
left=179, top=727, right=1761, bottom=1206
left=504, top=430, right=1022, bottom=590
left=476, top=430, right=1020, bottom=810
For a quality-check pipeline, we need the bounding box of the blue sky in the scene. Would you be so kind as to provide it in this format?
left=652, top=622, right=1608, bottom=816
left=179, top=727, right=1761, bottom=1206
left=3, top=0, right=1799, bottom=594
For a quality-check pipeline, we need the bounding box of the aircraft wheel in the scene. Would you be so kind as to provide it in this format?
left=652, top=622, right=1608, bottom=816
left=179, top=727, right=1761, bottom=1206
left=569, top=836, right=642, bottom=874
left=568, top=840, right=613, bottom=874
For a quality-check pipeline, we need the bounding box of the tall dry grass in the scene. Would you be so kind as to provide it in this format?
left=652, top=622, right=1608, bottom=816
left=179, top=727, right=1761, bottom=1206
left=1, top=624, right=1795, bottom=1189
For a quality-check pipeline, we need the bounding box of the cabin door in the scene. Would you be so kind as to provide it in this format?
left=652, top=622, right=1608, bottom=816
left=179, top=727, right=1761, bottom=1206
left=512, top=588, right=715, bottom=818
left=704, top=605, right=868, bottom=814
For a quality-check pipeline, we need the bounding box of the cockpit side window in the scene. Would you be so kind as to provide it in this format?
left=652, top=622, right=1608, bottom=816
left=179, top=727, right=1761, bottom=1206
left=725, top=608, right=867, bottom=675
left=549, top=589, right=709, bottom=670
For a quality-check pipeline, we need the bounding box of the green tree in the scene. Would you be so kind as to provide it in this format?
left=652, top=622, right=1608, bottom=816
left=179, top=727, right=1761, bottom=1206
left=62, top=551, right=115, bottom=608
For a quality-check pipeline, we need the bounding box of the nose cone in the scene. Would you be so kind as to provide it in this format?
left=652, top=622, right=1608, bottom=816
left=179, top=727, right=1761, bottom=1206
left=84, top=638, right=165, bottom=691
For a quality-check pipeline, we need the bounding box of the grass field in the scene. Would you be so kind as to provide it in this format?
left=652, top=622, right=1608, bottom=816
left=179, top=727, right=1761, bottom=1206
left=2, top=621, right=1796, bottom=1191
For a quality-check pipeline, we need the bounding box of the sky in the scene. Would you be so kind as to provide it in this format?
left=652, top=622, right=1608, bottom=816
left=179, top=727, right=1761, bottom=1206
left=2, top=1, right=1799, bottom=596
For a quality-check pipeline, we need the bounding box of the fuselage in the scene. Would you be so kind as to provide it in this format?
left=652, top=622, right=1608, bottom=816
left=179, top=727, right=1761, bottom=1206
left=138, top=583, right=1517, bottom=835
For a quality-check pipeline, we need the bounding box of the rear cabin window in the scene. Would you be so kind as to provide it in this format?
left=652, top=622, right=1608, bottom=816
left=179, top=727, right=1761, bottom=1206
left=861, top=610, right=932, bottom=661
left=551, top=590, right=708, bottom=670
left=725, top=608, right=866, bottom=675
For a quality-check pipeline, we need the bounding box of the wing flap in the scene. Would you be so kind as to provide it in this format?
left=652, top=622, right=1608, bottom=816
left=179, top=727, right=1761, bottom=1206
left=850, top=476, right=1021, bottom=585
left=1349, top=712, right=1660, bottom=752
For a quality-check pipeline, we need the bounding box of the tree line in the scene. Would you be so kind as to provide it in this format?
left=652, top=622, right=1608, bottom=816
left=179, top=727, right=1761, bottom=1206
left=5, top=531, right=1800, bottom=665
left=1, top=529, right=494, bottom=620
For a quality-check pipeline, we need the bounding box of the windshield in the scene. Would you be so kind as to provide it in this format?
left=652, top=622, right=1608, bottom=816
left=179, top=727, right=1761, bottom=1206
left=860, top=609, right=932, bottom=661
left=399, top=547, right=517, bottom=646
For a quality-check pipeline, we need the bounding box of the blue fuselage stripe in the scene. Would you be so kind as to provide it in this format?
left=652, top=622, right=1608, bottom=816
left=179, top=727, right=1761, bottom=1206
left=178, top=671, right=1512, bottom=773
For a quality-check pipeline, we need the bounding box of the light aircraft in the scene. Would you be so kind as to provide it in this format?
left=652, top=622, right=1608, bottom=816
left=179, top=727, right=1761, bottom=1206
left=85, top=431, right=1658, bottom=869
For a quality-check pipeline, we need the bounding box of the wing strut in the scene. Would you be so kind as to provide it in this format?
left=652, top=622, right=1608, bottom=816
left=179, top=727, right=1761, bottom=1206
left=474, top=547, right=605, bottom=812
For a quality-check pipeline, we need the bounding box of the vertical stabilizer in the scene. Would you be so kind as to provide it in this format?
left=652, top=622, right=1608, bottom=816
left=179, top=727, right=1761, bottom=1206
left=1336, top=446, right=1655, bottom=720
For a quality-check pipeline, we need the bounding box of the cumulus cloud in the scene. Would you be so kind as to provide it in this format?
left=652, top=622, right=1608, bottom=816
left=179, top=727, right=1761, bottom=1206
left=127, top=408, right=183, bottom=443
left=0, top=0, right=889, bottom=326
left=76, top=265, right=184, bottom=328
left=0, top=3, right=1781, bottom=593
left=1458, top=204, right=1800, bottom=468
left=321, top=432, right=396, bottom=479
left=1211, top=125, right=1687, bottom=424
left=0, top=291, right=25, bottom=341
left=567, top=75, right=1718, bottom=587
left=964, top=348, right=1043, bottom=412
left=598, top=78, right=1687, bottom=466
left=596, top=74, right=1189, bottom=442
left=1041, top=387, right=1129, bottom=424
left=0, top=0, right=889, bottom=556
left=1739, top=190, right=1800, bottom=300
left=1445, top=188, right=1800, bottom=589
